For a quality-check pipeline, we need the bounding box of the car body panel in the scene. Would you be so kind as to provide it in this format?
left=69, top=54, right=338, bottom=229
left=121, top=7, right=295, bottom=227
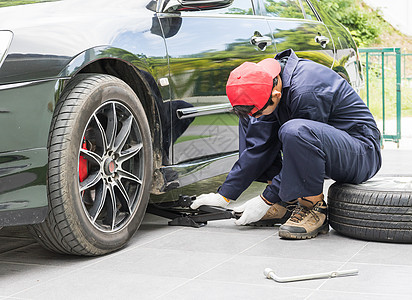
left=0, top=1, right=165, bottom=83
left=0, top=147, right=48, bottom=225
left=165, top=10, right=276, bottom=164
left=0, top=79, right=58, bottom=225
left=308, top=0, right=363, bottom=91
left=0, top=0, right=169, bottom=223
left=259, top=0, right=335, bottom=67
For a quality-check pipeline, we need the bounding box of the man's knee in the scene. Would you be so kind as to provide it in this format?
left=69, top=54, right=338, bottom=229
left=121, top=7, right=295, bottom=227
left=279, top=119, right=317, bottom=144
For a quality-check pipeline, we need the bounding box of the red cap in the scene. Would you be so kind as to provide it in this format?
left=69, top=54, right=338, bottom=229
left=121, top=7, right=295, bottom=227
left=226, top=58, right=281, bottom=115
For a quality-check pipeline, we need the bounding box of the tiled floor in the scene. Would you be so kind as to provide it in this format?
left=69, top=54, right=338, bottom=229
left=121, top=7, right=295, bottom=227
left=0, top=144, right=411, bottom=299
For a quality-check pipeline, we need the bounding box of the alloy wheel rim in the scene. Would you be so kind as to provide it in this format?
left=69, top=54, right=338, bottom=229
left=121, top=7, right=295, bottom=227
left=78, top=101, right=144, bottom=233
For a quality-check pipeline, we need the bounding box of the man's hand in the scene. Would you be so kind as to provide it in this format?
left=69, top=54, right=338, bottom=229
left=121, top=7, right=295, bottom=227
left=233, top=195, right=271, bottom=225
left=190, top=193, right=230, bottom=209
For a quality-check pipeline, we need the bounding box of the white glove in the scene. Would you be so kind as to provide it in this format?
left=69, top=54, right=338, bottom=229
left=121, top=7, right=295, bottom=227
left=233, top=195, right=271, bottom=225
left=190, top=193, right=229, bottom=209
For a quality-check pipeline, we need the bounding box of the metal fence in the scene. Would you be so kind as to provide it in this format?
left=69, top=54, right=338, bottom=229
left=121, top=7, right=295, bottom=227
left=359, top=47, right=402, bottom=147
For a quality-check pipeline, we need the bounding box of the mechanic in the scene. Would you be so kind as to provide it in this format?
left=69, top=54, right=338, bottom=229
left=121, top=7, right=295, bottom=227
left=190, top=49, right=382, bottom=239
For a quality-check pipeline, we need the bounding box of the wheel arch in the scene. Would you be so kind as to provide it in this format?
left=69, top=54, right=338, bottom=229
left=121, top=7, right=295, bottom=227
left=56, top=57, right=165, bottom=191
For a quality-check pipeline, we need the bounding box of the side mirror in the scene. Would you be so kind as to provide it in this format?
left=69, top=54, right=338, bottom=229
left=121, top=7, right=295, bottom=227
left=161, top=0, right=232, bottom=13
left=146, top=0, right=157, bottom=12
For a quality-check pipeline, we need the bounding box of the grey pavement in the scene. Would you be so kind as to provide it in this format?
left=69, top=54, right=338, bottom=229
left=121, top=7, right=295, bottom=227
left=0, top=138, right=412, bottom=299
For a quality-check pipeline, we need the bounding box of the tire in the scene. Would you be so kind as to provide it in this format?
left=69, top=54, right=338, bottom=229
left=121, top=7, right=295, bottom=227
left=328, top=176, right=412, bottom=243
left=28, top=74, right=153, bottom=256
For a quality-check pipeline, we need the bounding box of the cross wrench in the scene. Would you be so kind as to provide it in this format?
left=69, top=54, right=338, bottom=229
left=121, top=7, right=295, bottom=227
left=264, top=268, right=359, bottom=283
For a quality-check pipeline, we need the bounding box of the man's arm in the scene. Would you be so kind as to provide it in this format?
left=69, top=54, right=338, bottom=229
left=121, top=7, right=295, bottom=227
left=219, top=113, right=282, bottom=201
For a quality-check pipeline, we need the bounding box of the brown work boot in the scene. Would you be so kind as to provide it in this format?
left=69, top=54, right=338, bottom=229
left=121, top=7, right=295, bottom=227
left=278, top=197, right=328, bottom=239
left=251, top=200, right=298, bottom=227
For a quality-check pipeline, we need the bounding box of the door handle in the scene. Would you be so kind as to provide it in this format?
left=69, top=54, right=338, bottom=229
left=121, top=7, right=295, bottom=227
left=315, top=34, right=330, bottom=48
left=250, top=35, right=272, bottom=51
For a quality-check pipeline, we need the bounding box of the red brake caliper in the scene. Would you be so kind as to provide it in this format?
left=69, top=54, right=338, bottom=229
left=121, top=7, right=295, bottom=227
left=79, top=139, right=88, bottom=182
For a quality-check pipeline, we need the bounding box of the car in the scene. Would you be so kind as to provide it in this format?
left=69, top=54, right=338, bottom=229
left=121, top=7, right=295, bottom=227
left=0, top=0, right=363, bottom=255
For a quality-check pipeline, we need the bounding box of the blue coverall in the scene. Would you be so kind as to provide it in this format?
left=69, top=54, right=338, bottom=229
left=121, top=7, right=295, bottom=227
left=219, top=49, right=382, bottom=204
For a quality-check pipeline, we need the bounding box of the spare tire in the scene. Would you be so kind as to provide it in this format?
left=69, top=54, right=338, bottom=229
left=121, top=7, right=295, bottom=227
left=328, top=176, right=412, bottom=243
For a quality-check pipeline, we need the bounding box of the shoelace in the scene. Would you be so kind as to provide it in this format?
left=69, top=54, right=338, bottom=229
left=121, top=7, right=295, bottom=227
left=285, top=203, right=298, bottom=212
left=290, top=205, right=320, bottom=223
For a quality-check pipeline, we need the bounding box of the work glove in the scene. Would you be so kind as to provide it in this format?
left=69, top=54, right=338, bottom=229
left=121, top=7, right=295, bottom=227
left=190, top=193, right=230, bottom=210
left=233, top=195, right=271, bottom=225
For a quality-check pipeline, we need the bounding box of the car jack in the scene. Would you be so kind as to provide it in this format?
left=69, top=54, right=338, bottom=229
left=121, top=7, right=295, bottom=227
left=146, top=195, right=239, bottom=228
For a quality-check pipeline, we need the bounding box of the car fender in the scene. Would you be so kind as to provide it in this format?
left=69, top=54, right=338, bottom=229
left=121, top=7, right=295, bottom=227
left=57, top=47, right=167, bottom=188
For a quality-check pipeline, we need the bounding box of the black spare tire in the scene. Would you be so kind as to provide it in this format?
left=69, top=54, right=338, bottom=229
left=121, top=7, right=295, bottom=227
left=328, top=176, right=412, bottom=243
left=28, top=74, right=153, bottom=256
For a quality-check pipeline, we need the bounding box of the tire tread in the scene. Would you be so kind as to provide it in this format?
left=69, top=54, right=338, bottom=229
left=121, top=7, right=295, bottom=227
left=328, top=180, right=412, bottom=243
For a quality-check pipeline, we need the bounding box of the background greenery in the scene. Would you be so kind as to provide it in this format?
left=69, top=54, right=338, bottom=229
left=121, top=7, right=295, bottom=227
left=0, top=0, right=55, bottom=7
left=318, top=0, right=383, bottom=47
left=318, top=0, right=412, bottom=123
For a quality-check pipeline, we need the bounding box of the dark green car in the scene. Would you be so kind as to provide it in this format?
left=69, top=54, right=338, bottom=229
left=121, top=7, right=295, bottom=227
left=0, top=0, right=363, bottom=255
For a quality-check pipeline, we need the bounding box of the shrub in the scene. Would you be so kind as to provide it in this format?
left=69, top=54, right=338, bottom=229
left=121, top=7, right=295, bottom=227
left=317, top=0, right=382, bottom=47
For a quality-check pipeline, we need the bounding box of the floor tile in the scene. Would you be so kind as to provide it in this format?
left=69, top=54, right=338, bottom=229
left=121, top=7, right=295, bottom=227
left=197, top=254, right=344, bottom=290
left=88, top=247, right=232, bottom=279
left=128, top=221, right=185, bottom=246
left=241, top=229, right=368, bottom=263
left=0, top=226, right=34, bottom=239
left=320, top=262, right=412, bottom=296
left=0, top=243, right=95, bottom=267
left=0, top=237, right=36, bottom=254
left=14, top=268, right=187, bottom=300
left=182, top=218, right=277, bottom=237
left=378, top=149, right=412, bottom=175
left=0, top=262, right=73, bottom=296
left=140, top=213, right=169, bottom=225
left=306, top=290, right=397, bottom=300
left=140, top=228, right=268, bottom=254
left=158, top=279, right=313, bottom=300
left=349, top=241, right=412, bottom=266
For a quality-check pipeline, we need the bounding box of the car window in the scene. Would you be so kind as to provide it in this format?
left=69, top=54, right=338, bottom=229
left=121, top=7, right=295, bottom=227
left=192, top=0, right=255, bottom=15
left=301, top=0, right=317, bottom=20
left=262, top=0, right=304, bottom=18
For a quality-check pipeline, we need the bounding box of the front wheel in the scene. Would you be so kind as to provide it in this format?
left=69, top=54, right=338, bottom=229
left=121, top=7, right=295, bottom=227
left=28, top=74, right=153, bottom=256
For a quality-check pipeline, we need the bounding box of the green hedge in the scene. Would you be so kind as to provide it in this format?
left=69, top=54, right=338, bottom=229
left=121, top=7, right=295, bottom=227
left=317, top=0, right=383, bottom=47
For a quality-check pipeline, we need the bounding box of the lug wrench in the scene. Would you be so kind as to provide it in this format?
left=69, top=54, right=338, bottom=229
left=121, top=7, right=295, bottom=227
left=264, top=267, right=359, bottom=283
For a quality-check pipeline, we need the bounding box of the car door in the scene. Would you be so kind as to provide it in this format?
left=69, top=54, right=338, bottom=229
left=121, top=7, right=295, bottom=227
left=159, top=0, right=277, bottom=168
left=306, top=0, right=362, bottom=90
left=259, top=0, right=335, bottom=67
